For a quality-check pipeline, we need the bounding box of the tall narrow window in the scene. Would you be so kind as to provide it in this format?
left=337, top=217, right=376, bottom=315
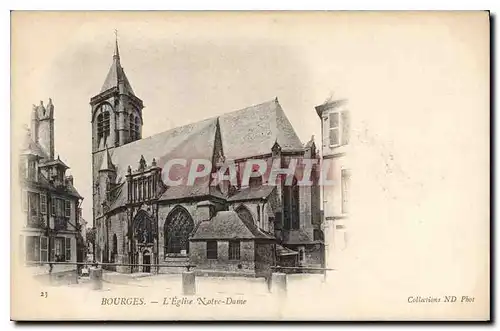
left=341, top=169, right=351, bottom=214
left=207, top=241, right=218, bottom=260
left=329, top=112, right=340, bottom=146
left=341, top=111, right=350, bottom=145
left=97, top=104, right=111, bottom=139
left=40, top=194, right=47, bottom=214
left=27, top=160, right=37, bottom=181
left=64, top=200, right=71, bottom=218
left=97, top=113, right=103, bottom=138
left=112, top=234, right=118, bottom=254
left=28, top=192, right=39, bottom=218
left=256, top=205, right=261, bottom=228
left=284, top=177, right=300, bottom=230
left=26, top=236, right=40, bottom=262
left=228, top=241, right=240, bottom=260
left=329, top=110, right=350, bottom=147
left=51, top=197, right=55, bottom=216
left=129, top=114, right=135, bottom=140
left=134, top=117, right=140, bottom=139
left=55, top=237, right=64, bottom=262
left=65, top=238, right=71, bottom=261
left=40, top=236, right=48, bottom=262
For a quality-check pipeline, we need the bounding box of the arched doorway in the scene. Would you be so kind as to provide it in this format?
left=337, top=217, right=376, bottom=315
left=142, top=250, right=151, bottom=273
left=131, top=210, right=155, bottom=273
left=164, top=206, right=194, bottom=256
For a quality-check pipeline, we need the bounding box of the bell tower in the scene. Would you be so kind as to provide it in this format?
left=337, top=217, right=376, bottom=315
left=90, top=32, right=145, bottom=219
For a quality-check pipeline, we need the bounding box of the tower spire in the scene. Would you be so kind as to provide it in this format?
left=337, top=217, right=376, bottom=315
left=114, top=29, right=120, bottom=60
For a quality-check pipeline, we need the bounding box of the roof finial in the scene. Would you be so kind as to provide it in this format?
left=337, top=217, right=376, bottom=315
left=113, top=29, right=120, bottom=60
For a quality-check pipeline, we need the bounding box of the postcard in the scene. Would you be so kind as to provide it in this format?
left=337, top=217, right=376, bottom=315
left=10, top=11, right=490, bottom=321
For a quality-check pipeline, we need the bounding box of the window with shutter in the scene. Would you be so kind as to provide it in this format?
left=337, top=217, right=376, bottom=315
left=51, top=198, right=56, bottom=216
left=64, top=200, right=71, bottom=217
left=40, top=194, right=47, bottom=214
left=26, top=236, right=40, bottom=262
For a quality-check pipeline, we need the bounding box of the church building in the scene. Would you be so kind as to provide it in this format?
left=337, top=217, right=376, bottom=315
left=92, top=39, right=324, bottom=277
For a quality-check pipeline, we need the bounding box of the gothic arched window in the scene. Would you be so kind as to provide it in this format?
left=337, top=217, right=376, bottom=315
left=164, top=206, right=194, bottom=255
left=97, top=104, right=111, bottom=139
left=133, top=210, right=155, bottom=245
left=134, top=117, right=140, bottom=139
left=129, top=114, right=135, bottom=140
left=236, top=205, right=254, bottom=226
left=283, top=176, right=300, bottom=230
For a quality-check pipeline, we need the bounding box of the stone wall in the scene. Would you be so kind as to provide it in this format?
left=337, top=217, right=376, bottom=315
left=254, top=242, right=275, bottom=277
left=190, top=240, right=256, bottom=276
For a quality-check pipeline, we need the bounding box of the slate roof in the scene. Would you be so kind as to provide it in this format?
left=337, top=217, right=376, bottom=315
left=276, top=244, right=298, bottom=256
left=227, top=185, right=276, bottom=202
left=19, top=130, right=83, bottom=200
left=40, top=157, right=69, bottom=169
left=103, top=98, right=304, bottom=210
left=100, top=41, right=135, bottom=96
left=218, top=98, right=304, bottom=160
left=191, top=211, right=275, bottom=240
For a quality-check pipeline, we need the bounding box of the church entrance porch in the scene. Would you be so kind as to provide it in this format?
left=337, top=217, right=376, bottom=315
left=130, top=210, right=157, bottom=273
left=143, top=251, right=151, bottom=273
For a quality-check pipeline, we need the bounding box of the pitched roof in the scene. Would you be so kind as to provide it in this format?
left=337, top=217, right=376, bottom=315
left=99, top=146, right=115, bottom=172
left=276, top=244, right=298, bottom=256
left=227, top=185, right=276, bottom=202
left=40, top=157, right=69, bottom=169
left=100, top=41, right=135, bottom=96
left=191, top=211, right=275, bottom=240
left=218, top=98, right=304, bottom=160
left=102, top=98, right=304, bottom=210
left=104, top=118, right=217, bottom=211
left=66, top=182, right=84, bottom=199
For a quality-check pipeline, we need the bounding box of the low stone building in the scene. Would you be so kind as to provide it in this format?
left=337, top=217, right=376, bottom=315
left=190, top=210, right=275, bottom=277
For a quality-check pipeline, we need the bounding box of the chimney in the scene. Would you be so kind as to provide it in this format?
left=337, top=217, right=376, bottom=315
left=65, top=175, right=74, bottom=186
left=196, top=201, right=215, bottom=223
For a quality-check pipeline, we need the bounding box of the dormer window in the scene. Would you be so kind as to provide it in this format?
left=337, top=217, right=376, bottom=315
left=329, top=110, right=350, bottom=147
left=249, top=172, right=262, bottom=188
left=27, top=159, right=37, bottom=181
